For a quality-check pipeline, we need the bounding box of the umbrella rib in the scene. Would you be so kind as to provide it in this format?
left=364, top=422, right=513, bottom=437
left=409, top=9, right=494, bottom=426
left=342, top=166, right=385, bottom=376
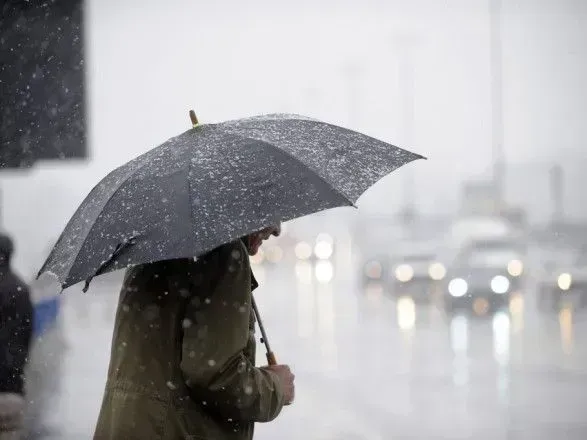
left=221, top=130, right=356, bottom=208
left=59, top=151, right=161, bottom=288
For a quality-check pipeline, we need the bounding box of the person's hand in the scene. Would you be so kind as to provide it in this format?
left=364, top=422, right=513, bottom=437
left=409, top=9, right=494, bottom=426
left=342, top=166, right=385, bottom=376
left=262, top=364, right=295, bottom=405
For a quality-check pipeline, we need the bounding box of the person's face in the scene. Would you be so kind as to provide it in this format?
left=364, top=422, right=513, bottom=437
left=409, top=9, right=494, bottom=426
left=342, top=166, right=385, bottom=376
left=246, top=223, right=282, bottom=256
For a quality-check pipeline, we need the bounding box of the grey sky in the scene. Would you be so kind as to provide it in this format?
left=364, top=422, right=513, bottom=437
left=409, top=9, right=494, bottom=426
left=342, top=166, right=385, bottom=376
left=2, top=0, right=586, bottom=276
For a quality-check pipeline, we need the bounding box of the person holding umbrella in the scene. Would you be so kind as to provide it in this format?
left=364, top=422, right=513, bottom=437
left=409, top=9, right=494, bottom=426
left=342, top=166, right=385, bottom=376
left=93, top=225, right=294, bottom=439
left=39, top=112, right=423, bottom=439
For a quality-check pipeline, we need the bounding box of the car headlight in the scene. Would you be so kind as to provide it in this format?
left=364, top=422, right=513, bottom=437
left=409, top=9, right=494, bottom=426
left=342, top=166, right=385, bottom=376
left=294, top=242, right=312, bottom=260
left=448, top=278, right=468, bottom=297
left=314, top=234, right=334, bottom=260
left=558, top=273, right=572, bottom=291
left=507, top=259, right=524, bottom=277
left=428, top=262, right=447, bottom=281
left=491, top=275, right=510, bottom=294
left=364, top=261, right=382, bottom=279
left=395, top=264, right=414, bottom=282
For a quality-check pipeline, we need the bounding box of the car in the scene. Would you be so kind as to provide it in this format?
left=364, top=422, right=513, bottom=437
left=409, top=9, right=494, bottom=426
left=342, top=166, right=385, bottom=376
left=361, top=254, right=390, bottom=285
left=443, top=238, right=526, bottom=314
left=389, top=249, right=447, bottom=301
left=538, top=247, right=587, bottom=310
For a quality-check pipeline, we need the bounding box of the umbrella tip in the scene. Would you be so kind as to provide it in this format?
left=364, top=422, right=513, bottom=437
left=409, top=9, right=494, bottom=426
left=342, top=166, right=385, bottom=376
left=189, top=110, right=199, bottom=128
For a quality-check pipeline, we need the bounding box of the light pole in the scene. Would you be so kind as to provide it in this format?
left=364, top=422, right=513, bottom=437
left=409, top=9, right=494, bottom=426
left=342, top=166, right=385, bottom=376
left=394, top=34, right=419, bottom=225
left=490, top=0, right=505, bottom=208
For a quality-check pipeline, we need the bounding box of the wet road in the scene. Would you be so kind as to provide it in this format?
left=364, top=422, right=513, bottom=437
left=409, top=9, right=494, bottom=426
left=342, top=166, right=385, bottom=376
left=31, top=258, right=587, bottom=439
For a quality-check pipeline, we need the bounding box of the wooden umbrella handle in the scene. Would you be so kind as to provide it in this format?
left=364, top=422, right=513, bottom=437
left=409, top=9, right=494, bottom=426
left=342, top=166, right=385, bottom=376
left=266, top=351, right=277, bottom=366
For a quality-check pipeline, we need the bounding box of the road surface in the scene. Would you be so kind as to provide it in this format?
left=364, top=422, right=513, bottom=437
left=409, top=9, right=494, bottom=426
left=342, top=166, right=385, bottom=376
left=26, top=257, right=587, bottom=439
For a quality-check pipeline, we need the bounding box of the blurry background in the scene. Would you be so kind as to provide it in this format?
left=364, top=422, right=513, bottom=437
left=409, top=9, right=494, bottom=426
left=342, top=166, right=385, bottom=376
left=1, top=0, right=587, bottom=438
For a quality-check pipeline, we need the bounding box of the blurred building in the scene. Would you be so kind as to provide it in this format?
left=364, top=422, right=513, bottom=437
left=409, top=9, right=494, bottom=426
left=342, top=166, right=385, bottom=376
left=503, top=156, right=587, bottom=224
left=0, top=1, right=87, bottom=169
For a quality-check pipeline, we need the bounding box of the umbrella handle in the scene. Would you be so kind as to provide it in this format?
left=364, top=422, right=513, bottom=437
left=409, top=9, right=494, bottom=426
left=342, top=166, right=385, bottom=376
left=266, top=351, right=277, bottom=366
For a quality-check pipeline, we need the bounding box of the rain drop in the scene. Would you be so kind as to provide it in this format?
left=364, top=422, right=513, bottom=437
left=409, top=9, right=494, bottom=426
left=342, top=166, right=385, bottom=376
left=244, top=385, right=253, bottom=395
left=208, top=359, right=216, bottom=367
left=166, top=381, right=177, bottom=390
left=179, top=288, right=190, bottom=298
left=182, top=319, right=192, bottom=329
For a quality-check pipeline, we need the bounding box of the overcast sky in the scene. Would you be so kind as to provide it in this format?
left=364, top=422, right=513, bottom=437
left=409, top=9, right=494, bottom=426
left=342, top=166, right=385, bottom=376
left=2, top=0, right=586, bottom=276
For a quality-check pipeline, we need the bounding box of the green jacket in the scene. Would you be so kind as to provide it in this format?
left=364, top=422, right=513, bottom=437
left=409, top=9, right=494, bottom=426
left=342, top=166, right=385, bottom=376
left=94, top=240, right=285, bottom=439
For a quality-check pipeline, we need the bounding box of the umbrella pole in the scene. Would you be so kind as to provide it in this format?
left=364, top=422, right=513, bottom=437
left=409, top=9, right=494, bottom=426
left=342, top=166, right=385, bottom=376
left=251, top=295, right=277, bottom=366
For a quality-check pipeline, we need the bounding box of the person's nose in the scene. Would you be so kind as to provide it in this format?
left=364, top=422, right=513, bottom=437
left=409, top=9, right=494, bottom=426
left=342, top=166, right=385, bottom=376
left=272, top=224, right=282, bottom=237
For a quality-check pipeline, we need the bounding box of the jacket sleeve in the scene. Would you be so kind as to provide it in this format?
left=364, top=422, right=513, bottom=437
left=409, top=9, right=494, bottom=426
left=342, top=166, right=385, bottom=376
left=179, top=242, right=285, bottom=423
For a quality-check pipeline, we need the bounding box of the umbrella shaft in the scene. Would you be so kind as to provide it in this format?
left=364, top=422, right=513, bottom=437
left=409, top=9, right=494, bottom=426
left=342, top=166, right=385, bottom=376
left=251, top=296, right=272, bottom=353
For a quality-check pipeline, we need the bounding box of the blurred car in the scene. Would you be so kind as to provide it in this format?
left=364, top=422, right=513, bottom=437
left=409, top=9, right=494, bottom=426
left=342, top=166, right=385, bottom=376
left=443, top=237, right=525, bottom=314
left=538, top=247, right=587, bottom=310
left=361, top=254, right=390, bottom=285
left=293, top=232, right=335, bottom=263
left=390, top=251, right=447, bottom=301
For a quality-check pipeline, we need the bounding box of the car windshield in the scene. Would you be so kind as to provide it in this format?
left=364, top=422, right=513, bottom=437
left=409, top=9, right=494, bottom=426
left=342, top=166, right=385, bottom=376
left=459, top=241, right=519, bottom=267
left=467, top=250, right=518, bottom=267
left=402, top=254, right=436, bottom=263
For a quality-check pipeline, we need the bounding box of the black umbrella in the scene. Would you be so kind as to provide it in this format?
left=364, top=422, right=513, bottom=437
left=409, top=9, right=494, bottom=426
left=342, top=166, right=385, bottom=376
left=39, top=111, right=424, bottom=363
left=40, top=112, right=423, bottom=290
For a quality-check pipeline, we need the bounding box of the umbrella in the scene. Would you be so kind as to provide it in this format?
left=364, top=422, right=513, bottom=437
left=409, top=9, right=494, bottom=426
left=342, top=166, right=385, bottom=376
left=39, top=111, right=424, bottom=361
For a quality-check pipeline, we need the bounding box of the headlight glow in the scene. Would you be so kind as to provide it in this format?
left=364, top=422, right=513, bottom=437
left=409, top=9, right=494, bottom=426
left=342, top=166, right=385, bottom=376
left=364, top=261, right=382, bottom=279
left=491, top=275, right=510, bottom=294
left=315, top=260, right=334, bottom=283
left=395, top=264, right=414, bottom=282
left=294, top=242, right=312, bottom=260
left=448, top=278, right=468, bottom=297
left=507, top=259, right=524, bottom=277
left=314, top=240, right=333, bottom=260
left=250, top=248, right=265, bottom=265
left=265, top=246, right=283, bottom=263
left=295, top=261, right=313, bottom=284
left=558, top=273, right=572, bottom=291
left=428, top=262, right=447, bottom=281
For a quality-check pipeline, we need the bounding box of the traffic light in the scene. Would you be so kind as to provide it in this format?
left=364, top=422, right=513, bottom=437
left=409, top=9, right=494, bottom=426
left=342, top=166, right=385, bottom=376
left=0, top=0, right=87, bottom=169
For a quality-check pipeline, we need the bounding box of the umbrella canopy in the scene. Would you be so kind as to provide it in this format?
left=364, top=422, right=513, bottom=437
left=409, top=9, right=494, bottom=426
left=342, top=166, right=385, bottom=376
left=39, top=113, right=424, bottom=290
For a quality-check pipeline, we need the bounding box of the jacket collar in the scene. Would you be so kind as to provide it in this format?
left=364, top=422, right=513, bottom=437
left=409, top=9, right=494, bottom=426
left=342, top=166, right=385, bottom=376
left=251, top=272, right=259, bottom=291
left=240, top=237, right=259, bottom=291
